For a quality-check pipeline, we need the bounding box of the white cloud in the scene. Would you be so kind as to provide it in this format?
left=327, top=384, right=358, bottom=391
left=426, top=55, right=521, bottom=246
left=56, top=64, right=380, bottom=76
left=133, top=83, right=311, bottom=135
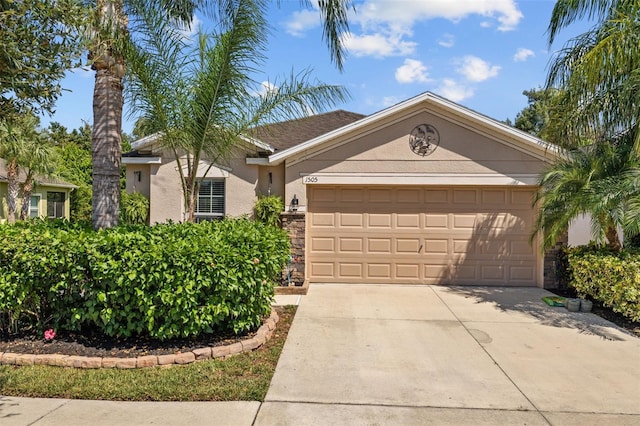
left=438, top=33, right=455, bottom=48
left=254, top=81, right=279, bottom=97
left=341, top=31, right=416, bottom=58
left=285, top=9, right=319, bottom=37
left=513, top=47, right=535, bottom=62
left=395, top=59, right=431, bottom=84
left=177, top=15, right=201, bottom=40
left=353, top=0, right=523, bottom=31
left=456, top=55, right=500, bottom=82
left=435, top=79, right=474, bottom=102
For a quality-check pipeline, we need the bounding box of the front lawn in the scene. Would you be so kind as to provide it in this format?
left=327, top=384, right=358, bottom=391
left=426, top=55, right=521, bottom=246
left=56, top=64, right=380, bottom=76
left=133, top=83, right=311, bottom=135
left=0, top=306, right=295, bottom=401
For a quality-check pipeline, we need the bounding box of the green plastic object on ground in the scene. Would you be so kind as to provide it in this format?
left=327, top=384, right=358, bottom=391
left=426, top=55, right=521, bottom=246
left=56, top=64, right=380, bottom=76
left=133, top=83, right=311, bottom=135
left=542, top=296, right=566, bottom=307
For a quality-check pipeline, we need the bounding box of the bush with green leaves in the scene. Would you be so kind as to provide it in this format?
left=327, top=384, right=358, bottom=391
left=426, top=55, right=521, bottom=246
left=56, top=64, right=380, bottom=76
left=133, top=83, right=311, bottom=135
left=253, top=195, right=283, bottom=228
left=0, top=219, right=289, bottom=339
left=120, top=191, right=149, bottom=225
left=566, top=245, right=640, bottom=322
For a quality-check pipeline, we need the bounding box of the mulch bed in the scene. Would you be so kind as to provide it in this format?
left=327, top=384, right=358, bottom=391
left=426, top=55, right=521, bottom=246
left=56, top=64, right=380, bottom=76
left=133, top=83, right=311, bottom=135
left=549, top=288, right=640, bottom=338
left=0, top=308, right=288, bottom=359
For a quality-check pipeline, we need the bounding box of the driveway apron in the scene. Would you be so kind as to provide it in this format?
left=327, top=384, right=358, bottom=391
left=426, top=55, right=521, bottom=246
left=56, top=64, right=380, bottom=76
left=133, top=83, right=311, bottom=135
left=258, top=284, right=640, bottom=425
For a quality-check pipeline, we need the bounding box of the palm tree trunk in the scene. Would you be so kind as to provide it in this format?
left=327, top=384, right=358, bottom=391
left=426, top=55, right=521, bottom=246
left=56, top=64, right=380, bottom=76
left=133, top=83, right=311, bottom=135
left=92, top=67, right=123, bottom=229
left=91, top=0, right=126, bottom=230
left=6, top=159, right=18, bottom=224
left=605, top=225, right=622, bottom=252
left=19, top=173, right=34, bottom=220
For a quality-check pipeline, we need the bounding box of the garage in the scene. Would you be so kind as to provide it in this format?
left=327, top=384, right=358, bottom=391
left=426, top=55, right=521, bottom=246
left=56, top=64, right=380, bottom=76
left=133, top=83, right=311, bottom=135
left=307, top=185, right=539, bottom=286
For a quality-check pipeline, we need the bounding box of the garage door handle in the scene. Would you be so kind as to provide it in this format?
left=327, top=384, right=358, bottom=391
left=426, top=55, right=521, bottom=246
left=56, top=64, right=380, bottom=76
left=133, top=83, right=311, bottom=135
left=418, top=244, right=423, bottom=254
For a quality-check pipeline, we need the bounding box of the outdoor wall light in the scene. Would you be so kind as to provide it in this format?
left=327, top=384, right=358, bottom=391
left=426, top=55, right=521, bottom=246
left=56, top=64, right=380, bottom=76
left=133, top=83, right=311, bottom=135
left=134, top=171, right=142, bottom=182
left=290, top=194, right=299, bottom=212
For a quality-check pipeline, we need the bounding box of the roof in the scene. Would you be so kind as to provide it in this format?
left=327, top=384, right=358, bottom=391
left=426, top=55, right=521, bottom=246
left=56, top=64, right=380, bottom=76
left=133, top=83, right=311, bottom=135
left=267, top=91, right=559, bottom=165
left=0, top=159, right=77, bottom=189
left=249, top=110, right=366, bottom=152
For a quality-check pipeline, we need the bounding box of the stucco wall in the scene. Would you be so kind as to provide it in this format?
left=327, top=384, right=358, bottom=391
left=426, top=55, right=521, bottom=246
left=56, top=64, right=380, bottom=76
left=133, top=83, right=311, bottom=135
left=0, top=184, right=72, bottom=221
left=145, top=151, right=260, bottom=223
left=283, top=108, right=548, bottom=210
left=125, top=165, right=151, bottom=198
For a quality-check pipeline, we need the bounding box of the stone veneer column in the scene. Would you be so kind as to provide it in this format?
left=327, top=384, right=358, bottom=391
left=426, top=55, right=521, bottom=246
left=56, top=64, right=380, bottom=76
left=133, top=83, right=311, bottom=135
left=280, top=212, right=305, bottom=286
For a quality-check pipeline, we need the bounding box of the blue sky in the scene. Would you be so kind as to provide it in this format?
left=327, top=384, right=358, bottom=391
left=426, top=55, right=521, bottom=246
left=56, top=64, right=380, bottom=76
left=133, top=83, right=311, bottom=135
left=43, top=0, right=591, bottom=135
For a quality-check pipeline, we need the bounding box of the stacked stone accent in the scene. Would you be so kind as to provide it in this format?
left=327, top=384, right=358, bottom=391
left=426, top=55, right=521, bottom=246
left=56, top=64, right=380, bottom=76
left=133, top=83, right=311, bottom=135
left=543, top=233, right=568, bottom=289
left=280, top=212, right=305, bottom=286
left=0, top=310, right=279, bottom=369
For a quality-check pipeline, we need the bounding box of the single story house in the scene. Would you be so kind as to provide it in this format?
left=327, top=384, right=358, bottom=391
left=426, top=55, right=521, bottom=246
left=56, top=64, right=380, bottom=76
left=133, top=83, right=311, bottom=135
left=124, top=91, right=588, bottom=288
left=0, top=160, right=75, bottom=222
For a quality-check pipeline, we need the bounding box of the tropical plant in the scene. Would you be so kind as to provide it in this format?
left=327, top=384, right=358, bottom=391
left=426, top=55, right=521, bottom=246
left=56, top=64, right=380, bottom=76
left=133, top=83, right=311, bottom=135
left=533, top=140, right=640, bottom=251
left=125, top=0, right=349, bottom=222
left=0, top=113, right=53, bottom=223
left=88, top=0, right=352, bottom=229
left=254, top=195, right=284, bottom=227
left=120, top=190, right=149, bottom=224
left=546, top=0, right=640, bottom=149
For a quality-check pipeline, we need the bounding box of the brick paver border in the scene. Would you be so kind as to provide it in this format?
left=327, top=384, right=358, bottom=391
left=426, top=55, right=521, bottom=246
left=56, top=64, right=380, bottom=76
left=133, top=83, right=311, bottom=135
left=0, top=310, right=279, bottom=369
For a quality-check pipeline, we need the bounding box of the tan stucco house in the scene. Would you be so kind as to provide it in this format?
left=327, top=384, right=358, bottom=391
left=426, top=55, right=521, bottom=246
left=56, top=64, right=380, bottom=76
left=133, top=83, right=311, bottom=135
left=124, top=92, right=568, bottom=288
left=0, top=160, right=75, bottom=222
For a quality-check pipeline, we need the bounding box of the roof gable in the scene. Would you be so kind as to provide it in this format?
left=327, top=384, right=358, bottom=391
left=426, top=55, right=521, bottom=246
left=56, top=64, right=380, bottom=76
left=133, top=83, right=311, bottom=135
left=267, top=92, right=558, bottom=165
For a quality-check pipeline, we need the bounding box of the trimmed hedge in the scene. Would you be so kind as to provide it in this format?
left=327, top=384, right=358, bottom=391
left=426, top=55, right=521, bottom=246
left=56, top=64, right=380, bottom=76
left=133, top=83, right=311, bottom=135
left=0, top=219, right=289, bottom=340
left=566, top=246, right=640, bottom=322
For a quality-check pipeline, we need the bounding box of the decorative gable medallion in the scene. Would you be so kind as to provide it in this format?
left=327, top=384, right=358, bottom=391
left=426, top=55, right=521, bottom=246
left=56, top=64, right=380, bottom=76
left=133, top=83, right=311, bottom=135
left=409, top=124, right=439, bottom=157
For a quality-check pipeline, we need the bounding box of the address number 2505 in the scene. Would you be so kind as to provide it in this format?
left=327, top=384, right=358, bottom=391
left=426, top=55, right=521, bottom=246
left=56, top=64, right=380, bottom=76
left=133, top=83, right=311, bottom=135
left=303, top=176, right=318, bottom=183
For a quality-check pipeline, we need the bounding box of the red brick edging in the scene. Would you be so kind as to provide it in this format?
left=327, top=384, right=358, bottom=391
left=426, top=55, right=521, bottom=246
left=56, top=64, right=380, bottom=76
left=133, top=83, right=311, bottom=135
left=0, top=310, right=279, bottom=369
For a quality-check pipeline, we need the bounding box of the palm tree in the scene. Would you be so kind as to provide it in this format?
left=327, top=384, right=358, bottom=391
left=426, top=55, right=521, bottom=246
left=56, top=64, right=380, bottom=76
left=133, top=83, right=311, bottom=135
left=533, top=140, right=639, bottom=251
left=19, top=139, right=57, bottom=220
left=126, top=0, right=349, bottom=221
left=546, top=0, right=640, bottom=149
left=88, top=0, right=353, bottom=229
left=0, top=113, right=57, bottom=222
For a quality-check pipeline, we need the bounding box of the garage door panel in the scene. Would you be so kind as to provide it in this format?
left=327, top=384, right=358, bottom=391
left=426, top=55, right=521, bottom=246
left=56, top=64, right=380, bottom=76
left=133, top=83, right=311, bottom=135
left=368, top=213, right=392, bottom=228
left=311, top=237, right=335, bottom=252
left=339, top=263, right=363, bottom=278
left=368, top=263, right=392, bottom=279
left=368, top=238, right=392, bottom=253
left=395, top=264, right=420, bottom=279
left=339, top=238, right=363, bottom=253
left=308, top=186, right=538, bottom=286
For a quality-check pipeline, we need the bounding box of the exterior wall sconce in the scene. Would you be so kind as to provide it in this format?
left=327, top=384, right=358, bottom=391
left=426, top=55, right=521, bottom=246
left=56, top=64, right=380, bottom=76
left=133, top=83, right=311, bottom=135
left=290, top=194, right=299, bottom=212
left=134, top=171, right=142, bottom=182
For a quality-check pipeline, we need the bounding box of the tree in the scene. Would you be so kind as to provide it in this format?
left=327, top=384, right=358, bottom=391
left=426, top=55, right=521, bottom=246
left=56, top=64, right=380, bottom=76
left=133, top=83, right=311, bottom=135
left=513, top=88, right=569, bottom=143
left=126, top=0, right=349, bottom=221
left=533, top=139, right=640, bottom=252
left=0, top=113, right=55, bottom=223
left=0, top=0, right=87, bottom=115
left=88, top=0, right=353, bottom=229
left=546, top=0, right=640, bottom=149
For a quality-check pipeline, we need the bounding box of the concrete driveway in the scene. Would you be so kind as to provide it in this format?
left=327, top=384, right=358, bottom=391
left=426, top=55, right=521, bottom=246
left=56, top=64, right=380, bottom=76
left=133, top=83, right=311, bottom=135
left=257, top=284, right=640, bottom=425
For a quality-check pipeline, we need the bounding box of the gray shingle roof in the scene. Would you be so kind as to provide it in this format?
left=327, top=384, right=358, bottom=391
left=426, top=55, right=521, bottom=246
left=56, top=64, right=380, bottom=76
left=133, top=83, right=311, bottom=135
left=250, top=110, right=366, bottom=152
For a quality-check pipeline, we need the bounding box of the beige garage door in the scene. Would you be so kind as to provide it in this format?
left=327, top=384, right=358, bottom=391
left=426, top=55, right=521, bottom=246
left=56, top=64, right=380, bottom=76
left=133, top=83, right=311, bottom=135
left=307, top=185, right=538, bottom=286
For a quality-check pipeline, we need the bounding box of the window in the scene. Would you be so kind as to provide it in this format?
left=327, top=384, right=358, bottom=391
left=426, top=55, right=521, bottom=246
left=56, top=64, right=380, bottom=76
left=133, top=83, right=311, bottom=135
left=29, top=195, right=41, bottom=218
left=195, top=180, right=225, bottom=221
left=47, top=192, right=66, bottom=218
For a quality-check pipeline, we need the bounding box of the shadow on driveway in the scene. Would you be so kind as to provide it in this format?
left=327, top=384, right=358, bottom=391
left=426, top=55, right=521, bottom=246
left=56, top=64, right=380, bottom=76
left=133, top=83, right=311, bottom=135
left=441, top=286, right=634, bottom=341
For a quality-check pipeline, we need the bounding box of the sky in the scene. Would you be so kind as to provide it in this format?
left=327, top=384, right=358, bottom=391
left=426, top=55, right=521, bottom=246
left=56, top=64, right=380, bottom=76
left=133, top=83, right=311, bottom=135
left=42, top=0, right=592, bottom=136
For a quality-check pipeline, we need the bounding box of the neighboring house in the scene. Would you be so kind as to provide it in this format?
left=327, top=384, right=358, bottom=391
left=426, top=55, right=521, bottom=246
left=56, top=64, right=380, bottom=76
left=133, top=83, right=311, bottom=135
left=0, top=160, right=75, bottom=222
left=124, top=92, right=580, bottom=288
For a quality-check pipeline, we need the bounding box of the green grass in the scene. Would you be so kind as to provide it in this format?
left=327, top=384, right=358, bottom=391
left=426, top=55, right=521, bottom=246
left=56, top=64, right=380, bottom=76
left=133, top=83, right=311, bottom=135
left=0, top=306, right=295, bottom=401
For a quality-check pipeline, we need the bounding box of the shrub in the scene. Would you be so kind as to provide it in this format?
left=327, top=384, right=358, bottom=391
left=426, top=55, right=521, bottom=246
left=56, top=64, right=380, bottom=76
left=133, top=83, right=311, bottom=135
left=120, top=191, right=149, bottom=225
left=0, top=219, right=290, bottom=339
left=254, top=195, right=283, bottom=228
left=566, top=245, right=640, bottom=321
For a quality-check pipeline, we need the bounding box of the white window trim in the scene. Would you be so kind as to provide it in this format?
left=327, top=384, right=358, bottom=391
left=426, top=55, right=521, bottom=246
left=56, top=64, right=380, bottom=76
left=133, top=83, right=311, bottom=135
left=30, top=193, right=42, bottom=218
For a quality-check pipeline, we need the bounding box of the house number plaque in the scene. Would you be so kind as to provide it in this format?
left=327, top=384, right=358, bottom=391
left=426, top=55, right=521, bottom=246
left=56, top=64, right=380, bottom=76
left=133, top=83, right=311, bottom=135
left=409, top=124, right=439, bottom=156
